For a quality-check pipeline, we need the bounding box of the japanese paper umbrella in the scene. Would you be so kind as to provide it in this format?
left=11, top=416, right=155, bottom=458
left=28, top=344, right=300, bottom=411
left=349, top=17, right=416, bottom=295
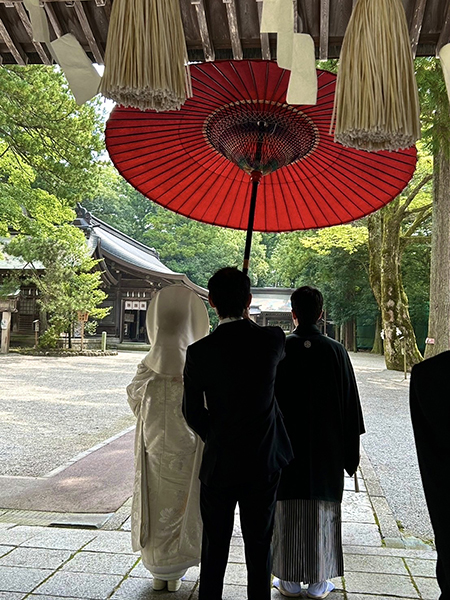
left=105, top=60, right=417, bottom=274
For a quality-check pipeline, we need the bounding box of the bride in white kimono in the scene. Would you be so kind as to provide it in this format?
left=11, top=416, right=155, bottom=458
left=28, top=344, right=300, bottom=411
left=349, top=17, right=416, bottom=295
left=127, top=284, right=209, bottom=592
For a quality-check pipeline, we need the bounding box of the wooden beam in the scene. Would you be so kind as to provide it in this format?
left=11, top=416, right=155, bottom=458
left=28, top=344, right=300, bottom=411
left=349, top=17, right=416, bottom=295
left=73, top=0, right=103, bottom=63
left=101, top=0, right=111, bottom=21
left=410, top=0, right=428, bottom=58
left=256, top=0, right=270, bottom=60
left=319, top=0, right=329, bottom=60
left=223, top=0, right=243, bottom=59
left=15, top=2, right=52, bottom=64
left=191, top=0, right=214, bottom=61
left=44, top=1, right=63, bottom=37
left=437, top=0, right=450, bottom=54
left=0, top=15, right=27, bottom=63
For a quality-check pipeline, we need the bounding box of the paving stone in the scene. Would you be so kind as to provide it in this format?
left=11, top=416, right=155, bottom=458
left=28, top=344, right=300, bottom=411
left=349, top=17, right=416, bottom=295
left=228, top=544, right=245, bottom=563
left=120, top=516, right=131, bottom=531
left=414, top=575, right=442, bottom=600
left=342, top=492, right=375, bottom=524
left=0, top=593, right=25, bottom=600
left=346, top=596, right=414, bottom=600
left=344, top=544, right=437, bottom=560
left=344, top=477, right=366, bottom=492
left=21, top=528, right=97, bottom=551
left=0, top=546, right=73, bottom=569
left=82, top=531, right=137, bottom=554
left=369, top=496, right=401, bottom=540
left=29, top=597, right=80, bottom=600
left=223, top=561, right=247, bottom=585
left=126, top=560, right=199, bottom=582
left=0, top=525, right=47, bottom=546
left=184, top=565, right=200, bottom=581
left=110, top=576, right=196, bottom=599
left=0, top=565, right=53, bottom=593
left=229, top=535, right=244, bottom=547
left=0, top=545, right=13, bottom=557
left=128, top=560, right=152, bottom=578
left=61, top=551, right=138, bottom=575
left=34, top=571, right=123, bottom=599
left=342, top=522, right=382, bottom=547
left=344, top=571, right=419, bottom=598
left=344, top=553, right=408, bottom=575
left=223, top=584, right=256, bottom=600
left=405, top=557, right=437, bottom=578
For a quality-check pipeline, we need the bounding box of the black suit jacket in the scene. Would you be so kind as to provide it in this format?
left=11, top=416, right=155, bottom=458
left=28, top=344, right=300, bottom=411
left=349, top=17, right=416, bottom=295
left=410, top=351, right=450, bottom=597
left=183, top=319, right=293, bottom=487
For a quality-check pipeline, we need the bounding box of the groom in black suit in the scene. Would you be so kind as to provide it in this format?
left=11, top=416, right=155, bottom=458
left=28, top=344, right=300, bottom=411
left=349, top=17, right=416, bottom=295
left=183, top=267, right=293, bottom=600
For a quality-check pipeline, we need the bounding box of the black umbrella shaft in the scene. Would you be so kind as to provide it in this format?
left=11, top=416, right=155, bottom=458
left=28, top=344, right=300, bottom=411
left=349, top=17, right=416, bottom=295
left=243, top=171, right=262, bottom=275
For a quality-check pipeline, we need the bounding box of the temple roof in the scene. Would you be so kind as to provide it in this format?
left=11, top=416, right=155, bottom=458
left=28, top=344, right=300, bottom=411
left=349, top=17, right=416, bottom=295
left=75, top=207, right=208, bottom=298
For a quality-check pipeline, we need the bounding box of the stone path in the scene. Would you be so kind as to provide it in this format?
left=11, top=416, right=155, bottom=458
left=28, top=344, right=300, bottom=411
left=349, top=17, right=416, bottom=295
left=0, top=469, right=439, bottom=599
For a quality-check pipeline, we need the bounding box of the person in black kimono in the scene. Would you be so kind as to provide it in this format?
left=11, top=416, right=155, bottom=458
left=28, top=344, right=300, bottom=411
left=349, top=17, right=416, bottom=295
left=272, top=285, right=365, bottom=599
left=410, top=350, right=450, bottom=600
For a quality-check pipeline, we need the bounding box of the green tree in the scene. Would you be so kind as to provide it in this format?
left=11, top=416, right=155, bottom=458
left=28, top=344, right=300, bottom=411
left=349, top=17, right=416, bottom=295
left=0, top=65, right=106, bottom=346
left=84, top=166, right=270, bottom=287
left=7, top=225, right=109, bottom=348
left=271, top=224, right=377, bottom=344
left=0, top=65, right=103, bottom=239
left=415, top=57, right=450, bottom=358
left=367, top=153, right=432, bottom=370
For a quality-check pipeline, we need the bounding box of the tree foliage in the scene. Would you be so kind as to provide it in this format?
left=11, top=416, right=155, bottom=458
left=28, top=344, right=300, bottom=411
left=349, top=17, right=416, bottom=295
left=84, top=166, right=270, bottom=287
left=271, top=224, right=377, bottom=327
left=7, top=226, right=109, bottom=347
left=0, top=65, right=107, bottom=344
left=0, top=65, right=103, bottom=240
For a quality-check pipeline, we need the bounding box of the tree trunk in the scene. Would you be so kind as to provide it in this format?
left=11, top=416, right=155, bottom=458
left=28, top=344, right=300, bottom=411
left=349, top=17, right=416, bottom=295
left=424, top=148, right=450, bottom=358
left=371, top=315, right=384, bottom=355
left=368, top=204, right=422, bottom=371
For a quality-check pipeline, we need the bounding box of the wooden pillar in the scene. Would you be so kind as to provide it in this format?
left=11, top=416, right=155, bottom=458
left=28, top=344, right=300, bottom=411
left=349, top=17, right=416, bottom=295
left=1, top=311, right=12, bottom=354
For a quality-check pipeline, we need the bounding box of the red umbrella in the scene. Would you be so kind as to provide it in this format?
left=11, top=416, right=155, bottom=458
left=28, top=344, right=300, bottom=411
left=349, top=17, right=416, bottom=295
left=105, top=61, right=417, bottom=273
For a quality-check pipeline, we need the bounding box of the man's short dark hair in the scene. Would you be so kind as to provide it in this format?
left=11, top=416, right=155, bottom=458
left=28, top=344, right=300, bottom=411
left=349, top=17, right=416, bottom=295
left=208, top=267, right=251, bottom=319
left=291, top=286, right=323, bottom=325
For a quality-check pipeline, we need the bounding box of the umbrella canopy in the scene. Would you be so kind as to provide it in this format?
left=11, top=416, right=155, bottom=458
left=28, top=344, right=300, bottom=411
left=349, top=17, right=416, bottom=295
left=105, top=61, right=417, bottom=269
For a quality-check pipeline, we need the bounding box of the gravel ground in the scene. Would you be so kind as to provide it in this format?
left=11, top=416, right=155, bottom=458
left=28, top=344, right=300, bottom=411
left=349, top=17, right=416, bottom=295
left=350, top=351, right=433, bottom=542
left=0, top=349, right=433, bottom=542
left=0, top=351, right=144, bottom=477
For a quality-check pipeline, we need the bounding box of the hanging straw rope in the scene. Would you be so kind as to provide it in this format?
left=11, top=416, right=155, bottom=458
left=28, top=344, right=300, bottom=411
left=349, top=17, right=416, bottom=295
left=332, top=0, right=420, bottom=151
left=100, top=0, right=192, bottom=112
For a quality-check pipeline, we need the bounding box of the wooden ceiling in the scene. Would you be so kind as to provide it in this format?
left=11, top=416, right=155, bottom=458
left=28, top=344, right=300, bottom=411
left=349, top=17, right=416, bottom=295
left=0, top=0, right=449, bottom=66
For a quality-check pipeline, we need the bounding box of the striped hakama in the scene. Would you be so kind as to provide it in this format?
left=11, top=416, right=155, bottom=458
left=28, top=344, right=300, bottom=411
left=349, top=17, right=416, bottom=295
left=271, top=498, right=344, bottom=584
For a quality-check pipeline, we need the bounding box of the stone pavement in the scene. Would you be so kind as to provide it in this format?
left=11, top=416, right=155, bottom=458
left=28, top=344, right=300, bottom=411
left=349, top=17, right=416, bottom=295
left=0, top=458, right=439, bottom=600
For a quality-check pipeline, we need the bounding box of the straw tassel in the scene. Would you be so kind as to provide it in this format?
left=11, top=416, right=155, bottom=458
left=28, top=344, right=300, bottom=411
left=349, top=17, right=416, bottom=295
left=100, top=0, right=192, bottom=112
left=332, top=0, right=421, bottom=151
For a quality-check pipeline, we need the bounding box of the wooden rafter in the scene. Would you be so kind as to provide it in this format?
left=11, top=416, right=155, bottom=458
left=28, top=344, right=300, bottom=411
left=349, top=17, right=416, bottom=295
left=44, top=1, right=63, bottom=37
left=14, top=2, right=52, bottom=64
left=73, top=0, right=103, bottom=63
left=319, top=0, right=329, bottom=60
left=410, top=0, right=428, bottom=58
left=223, top=0, right=242, bottom=59
left=256, top=0, right=270, bottom=60
left=191, top=0, right=215, bottom=61
left=0, top=15, right=27, bottom=63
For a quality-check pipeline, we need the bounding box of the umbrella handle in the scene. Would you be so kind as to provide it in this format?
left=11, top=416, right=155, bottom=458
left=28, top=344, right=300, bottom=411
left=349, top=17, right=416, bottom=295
left=243, top=171, right=262, bottom=275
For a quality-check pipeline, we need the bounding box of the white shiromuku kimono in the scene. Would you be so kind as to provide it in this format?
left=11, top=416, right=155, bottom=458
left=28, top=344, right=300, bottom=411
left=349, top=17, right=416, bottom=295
left=127, top=284, right=210, bottom=580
